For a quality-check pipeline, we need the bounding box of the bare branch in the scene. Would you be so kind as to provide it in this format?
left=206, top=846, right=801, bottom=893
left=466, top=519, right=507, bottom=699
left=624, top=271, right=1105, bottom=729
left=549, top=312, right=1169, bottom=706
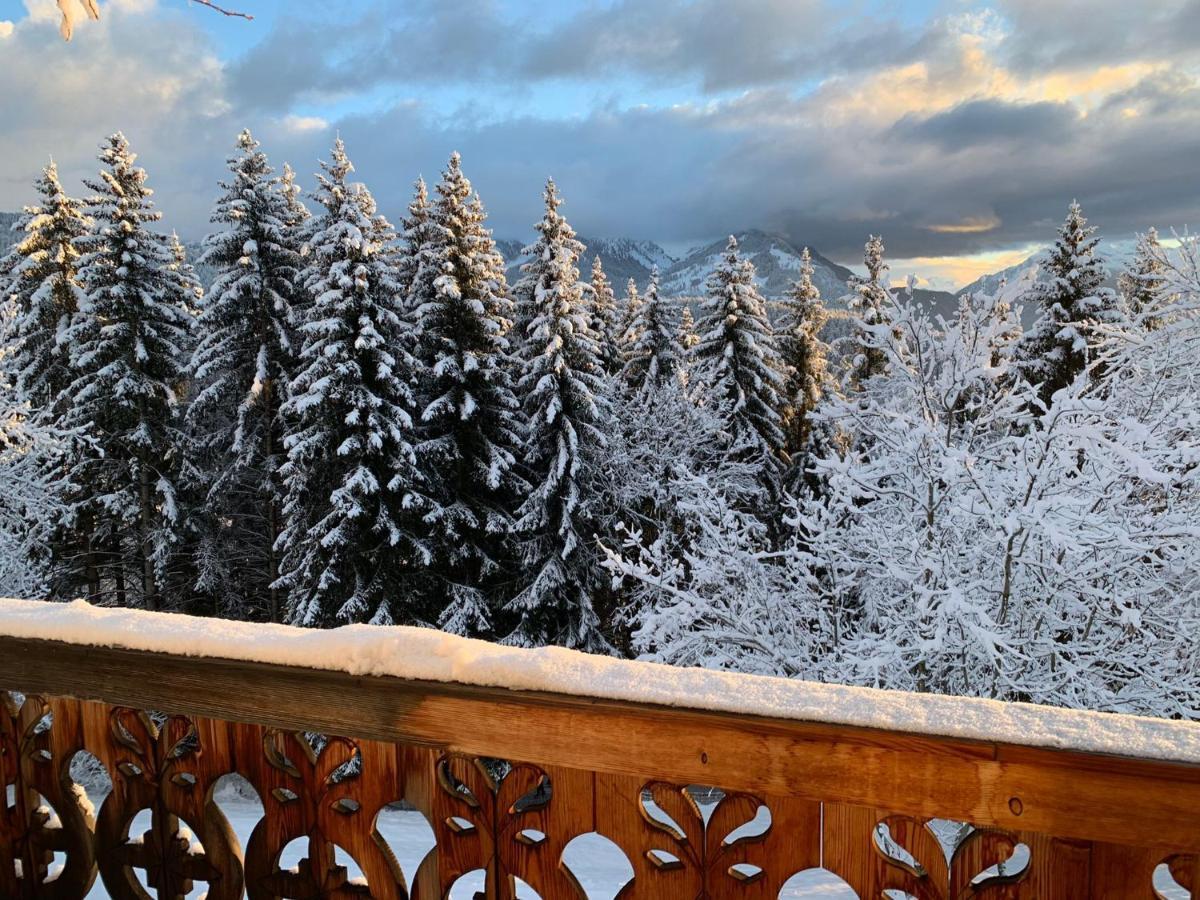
left=187, top=0, right=254, bottom=21
left=58, top=0, right=252, bottom=40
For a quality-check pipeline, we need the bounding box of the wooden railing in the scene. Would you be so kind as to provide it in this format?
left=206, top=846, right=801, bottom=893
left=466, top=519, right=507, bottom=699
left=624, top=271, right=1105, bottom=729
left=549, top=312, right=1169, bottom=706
left=1, top=634, right=1198, bottom=898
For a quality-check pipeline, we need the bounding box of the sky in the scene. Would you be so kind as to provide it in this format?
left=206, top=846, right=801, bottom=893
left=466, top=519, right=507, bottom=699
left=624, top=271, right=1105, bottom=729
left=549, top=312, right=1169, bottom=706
left=0, top=0, right=1198, bottom=290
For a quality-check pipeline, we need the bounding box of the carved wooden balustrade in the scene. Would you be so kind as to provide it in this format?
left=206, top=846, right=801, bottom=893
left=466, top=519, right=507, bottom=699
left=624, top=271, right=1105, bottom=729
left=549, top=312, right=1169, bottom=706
left=0, top=634, right=1197, bottom=899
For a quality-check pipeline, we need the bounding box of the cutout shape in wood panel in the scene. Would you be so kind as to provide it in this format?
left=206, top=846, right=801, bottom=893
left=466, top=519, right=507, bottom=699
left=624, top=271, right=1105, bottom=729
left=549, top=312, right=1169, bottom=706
left=243, top=730, right=405, bottom=899
left=93, top=708, right=242, bottom=900
left=594, top=777, right=820, bottom=899
left=0, top=692, right=97, bottom=900
left=824, top=805, right=1097, bottom=900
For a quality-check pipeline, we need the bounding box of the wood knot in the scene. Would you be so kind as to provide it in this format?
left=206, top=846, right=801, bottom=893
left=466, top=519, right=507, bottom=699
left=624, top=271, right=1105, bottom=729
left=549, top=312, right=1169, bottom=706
left=1008, top=796, right=1023, bottom=816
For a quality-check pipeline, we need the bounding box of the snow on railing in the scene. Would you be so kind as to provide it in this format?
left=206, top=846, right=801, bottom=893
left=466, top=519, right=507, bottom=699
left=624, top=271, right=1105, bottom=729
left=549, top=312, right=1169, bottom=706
left=1, top=598, right=1198, bottom=898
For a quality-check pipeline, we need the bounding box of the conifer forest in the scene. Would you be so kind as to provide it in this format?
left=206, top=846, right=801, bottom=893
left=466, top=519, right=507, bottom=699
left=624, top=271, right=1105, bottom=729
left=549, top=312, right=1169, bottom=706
left=1, top=130, right=1197, bottom=720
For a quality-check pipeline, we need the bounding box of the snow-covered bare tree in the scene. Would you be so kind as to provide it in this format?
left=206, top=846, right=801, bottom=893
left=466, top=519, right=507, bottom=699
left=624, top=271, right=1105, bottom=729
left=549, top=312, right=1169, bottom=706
left=185, top=129, right=306, bottom=621
left=600, top=380, right=818, bottom=672
left=412, top=152, right=525, bottom=636
left=1016, top=201, right=1123, bottom=408
left=60, top=133, right=194, bottom=609
left=275, top=139, right=428, bottom=628
left=506, top=180, right=611, bottom=650
left=797, top=282, right=1198, bottom=715
left=606, top=489, right=825, bottom=676
left=0, top=348, right=78, bottom=596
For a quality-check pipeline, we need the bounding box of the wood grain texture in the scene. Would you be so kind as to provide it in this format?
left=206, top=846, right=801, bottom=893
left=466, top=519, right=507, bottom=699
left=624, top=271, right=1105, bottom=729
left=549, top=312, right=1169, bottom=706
left=1, top=636, right=1198, bottom=853
left=1, top=634, right=1199, bottom=898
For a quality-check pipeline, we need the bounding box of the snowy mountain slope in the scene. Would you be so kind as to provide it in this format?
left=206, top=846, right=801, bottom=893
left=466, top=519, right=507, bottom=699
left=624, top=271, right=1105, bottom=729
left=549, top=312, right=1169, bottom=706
left=498, top=235, right=676, bottom=292
left=660, top=229, right=960, bottom=320
left=956, top=242, right=1137, bottom=301
left=660, top=229, right=851, bottom=300
left=0, top=211, right=21, bottom=258
left=955, top=252, right=1048, bottom=301
left=495, top=238, right=525, bottom=268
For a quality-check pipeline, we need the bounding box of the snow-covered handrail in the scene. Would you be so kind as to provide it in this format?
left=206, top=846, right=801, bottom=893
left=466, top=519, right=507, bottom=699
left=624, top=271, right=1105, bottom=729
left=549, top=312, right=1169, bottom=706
left=1, top=598, right=1198, bottom=898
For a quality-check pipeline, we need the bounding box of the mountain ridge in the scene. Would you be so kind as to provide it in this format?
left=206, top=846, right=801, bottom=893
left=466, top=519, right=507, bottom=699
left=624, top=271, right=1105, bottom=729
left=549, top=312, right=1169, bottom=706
left=496, top=226, right=959, bottom=318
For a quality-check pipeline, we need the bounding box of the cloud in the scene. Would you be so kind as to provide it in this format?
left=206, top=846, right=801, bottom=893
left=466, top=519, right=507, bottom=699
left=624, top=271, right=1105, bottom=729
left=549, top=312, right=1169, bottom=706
left=225, top=0, right=924, bottom=112
left=1, top=0, right=1198, bottom=288
left=280, top=114, right=328, bottom=134
left=0, top=0, right=236, bottom=228
left=514, top=0, right=918, bottom=91
left=992, top=0, right=1200, bottom=74
left=891, top=99, right=1077, bottom=149
left=926, top=215, right=1003, bottom=235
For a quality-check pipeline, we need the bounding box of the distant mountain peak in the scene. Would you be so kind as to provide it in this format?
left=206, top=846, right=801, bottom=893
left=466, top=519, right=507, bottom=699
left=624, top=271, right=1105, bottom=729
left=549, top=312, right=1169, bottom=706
left=497, top=234, right=676, bottom=291
left=659, top=229, right=879, bottom=309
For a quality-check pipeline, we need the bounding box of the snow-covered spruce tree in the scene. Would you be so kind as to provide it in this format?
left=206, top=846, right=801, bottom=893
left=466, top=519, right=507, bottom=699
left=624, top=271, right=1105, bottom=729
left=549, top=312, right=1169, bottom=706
left=506, top=180, right=611, bottom=650
left=1118, top=226, right=1171, bottom=331
left=843, top=234, right=893, bottom=392
left=185, top=129, right=307, bottom=621
left=777, top=247, right=831, bottom=478
left=60, top=133, right=194, bottom=609
left=617, top=277, right=642, bottom=354
left=691, top=235, right=785, bottom=480
left=396, top=177, right=438, bottom=324
left=0, top=161, right=89, bottom=420
left=1016, top=201, right=1122, bottom=408
left=677, top=304, right=699, bottom=351
left=167, top=232, right=203, bottom=314
left=620, top=268, right=684, bottom=393
left=275, top=139, right=428, bottom=628
left=586, top=255, right=623, bottom=376
left=280, top=163, right=308, bottom=227
left=412, top=152, right=525, bottom=636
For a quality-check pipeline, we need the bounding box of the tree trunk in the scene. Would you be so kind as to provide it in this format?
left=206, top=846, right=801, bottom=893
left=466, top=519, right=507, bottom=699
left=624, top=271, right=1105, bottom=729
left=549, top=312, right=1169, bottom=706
left=111, top=535, right=127, bottom=608
left=267, top=495, right=280, bottom=623
left=138, top=464, right=159, bottom=610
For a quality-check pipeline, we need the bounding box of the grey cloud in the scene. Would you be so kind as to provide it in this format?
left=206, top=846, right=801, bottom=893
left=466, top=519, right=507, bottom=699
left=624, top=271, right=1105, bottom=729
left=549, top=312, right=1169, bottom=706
left=889, top=100, right=1078, bottom=151
left=3, top=0, right=1200, bottom=279
left=226, top=0, right=923, bottom=111
left=227, top=0, right=525, bottom=111
left=266, top=77, right=1200, bottom=263
left=994, top=0, right=1200, bottom=73
left=515, top=0, right=915, bottom=91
